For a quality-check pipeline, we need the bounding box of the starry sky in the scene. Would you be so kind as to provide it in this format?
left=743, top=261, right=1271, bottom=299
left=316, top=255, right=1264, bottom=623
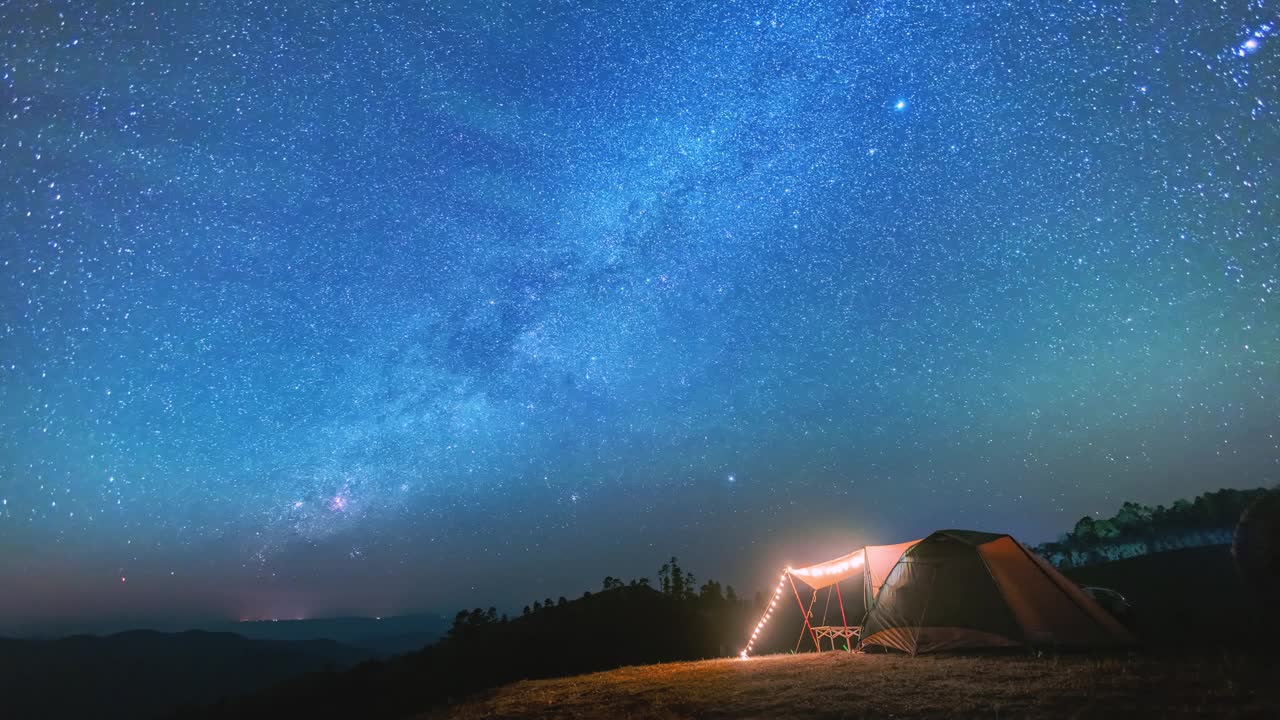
left=1, top=0, right=1277, bottom=632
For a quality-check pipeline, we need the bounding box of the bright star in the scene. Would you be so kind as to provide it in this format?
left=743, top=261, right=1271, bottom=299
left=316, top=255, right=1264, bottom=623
left=894, top=99, right=907, bottom=111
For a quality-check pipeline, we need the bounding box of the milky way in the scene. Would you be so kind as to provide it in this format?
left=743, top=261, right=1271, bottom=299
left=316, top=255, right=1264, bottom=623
left=1, top=0, right=1277, bottom=628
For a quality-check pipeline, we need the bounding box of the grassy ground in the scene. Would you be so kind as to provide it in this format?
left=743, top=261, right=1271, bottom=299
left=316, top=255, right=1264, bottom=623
left=426, top=650, right=1280, bottom=720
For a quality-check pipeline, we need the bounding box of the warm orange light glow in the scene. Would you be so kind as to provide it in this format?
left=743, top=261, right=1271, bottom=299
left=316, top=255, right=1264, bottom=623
left=789, top=553, right=864, bottom=578
left=743, top=554, right=870, bottom=658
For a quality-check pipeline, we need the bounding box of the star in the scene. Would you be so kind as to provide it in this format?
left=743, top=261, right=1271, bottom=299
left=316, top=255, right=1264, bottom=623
left=0, top=0, right=1272, bottom=632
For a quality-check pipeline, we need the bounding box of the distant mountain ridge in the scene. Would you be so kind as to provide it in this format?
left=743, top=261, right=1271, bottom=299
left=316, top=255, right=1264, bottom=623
left=181, top=581, right=755, bottom=719
left=210, top=613, right=448, bottom=655
left=0, top=629, right=379, bottom=720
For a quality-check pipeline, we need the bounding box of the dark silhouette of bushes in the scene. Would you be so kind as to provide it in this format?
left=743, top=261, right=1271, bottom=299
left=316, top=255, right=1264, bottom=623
left=181, top=558, right=751, bottom=719
left=1233, top=489, right=1280, bottom=607
left=1035, top=487, right=1274, bottom=567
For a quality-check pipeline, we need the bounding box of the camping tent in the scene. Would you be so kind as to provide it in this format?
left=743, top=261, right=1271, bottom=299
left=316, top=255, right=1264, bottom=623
left=742, top=529, right=1134, bottom=657
left=781, top=539, right=925, bottom=654
left=859, top=530, right=1135, bottom=653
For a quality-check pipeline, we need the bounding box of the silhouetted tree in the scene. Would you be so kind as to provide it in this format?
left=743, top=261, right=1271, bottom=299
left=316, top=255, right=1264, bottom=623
left=1234, top=489, right=1280, bottom=606
left=450, top=610, right=469, bottom=635
left=197, top=554, right=765, bottom=720
left=1036, top=487, right=1273, bottom=567
left=699, top=580, right=724, bottom=603
left=668, top=556, right=686, bottom=599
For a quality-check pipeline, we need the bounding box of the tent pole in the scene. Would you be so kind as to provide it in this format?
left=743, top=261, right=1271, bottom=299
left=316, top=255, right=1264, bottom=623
left=787, top=572, right=820, bottom=652
left=835, top=581, right=851, bottom=652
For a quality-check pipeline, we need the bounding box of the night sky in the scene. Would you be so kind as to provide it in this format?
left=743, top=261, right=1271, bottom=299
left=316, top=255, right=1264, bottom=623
left=2, top=0, right=1277, bottom=632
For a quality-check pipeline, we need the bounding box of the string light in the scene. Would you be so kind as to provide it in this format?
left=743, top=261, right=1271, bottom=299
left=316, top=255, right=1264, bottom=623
left=740, top=553, right=868, bottom=659
left=788, top=553, right=863, bottom=577
left=740, top=568, right=793, bottom=659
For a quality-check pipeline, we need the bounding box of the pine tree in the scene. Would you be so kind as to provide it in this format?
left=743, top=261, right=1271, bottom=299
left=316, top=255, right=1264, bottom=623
left=669, top=556, right=685, bottom=599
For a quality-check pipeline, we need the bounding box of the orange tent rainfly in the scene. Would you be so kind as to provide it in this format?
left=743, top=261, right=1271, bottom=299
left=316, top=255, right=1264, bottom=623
left=741, top=529, right=1134, bottom=658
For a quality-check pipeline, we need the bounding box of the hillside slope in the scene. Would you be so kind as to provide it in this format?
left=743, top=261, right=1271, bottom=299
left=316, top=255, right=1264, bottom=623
left=0, top=630, right=375, bottom=720
left=427, top=651, right=1280, bottom=720
left=177, top=584, right=753, bottom=719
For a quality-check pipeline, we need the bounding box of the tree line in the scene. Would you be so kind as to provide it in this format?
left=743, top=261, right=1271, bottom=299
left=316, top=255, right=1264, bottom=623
left=1034, top=487, right=1273, bottom=567
left=450, top=556, right=742, bottom=638
left=192, top=557, right=757, bottom=719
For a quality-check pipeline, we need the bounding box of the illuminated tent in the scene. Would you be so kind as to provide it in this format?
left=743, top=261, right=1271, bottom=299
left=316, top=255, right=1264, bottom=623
left=741, top=530, right=1134, bottom=657
left=741, top=539, right=925, bottom=657
left=860, top=530, right=1135, bottom=653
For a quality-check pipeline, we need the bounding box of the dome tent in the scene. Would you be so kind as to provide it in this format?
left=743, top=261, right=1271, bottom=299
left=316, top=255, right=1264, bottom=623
left=859, top=529, right=1135, bottom=654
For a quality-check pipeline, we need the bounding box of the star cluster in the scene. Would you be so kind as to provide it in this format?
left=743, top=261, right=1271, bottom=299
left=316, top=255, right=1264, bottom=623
left=1, top=0, right=1277, bottom=628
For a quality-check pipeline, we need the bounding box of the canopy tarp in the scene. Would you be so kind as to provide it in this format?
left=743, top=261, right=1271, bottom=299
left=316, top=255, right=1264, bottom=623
left=789, top=538, right=923, bottom=591
left=788, top=550, right=865, bottom=590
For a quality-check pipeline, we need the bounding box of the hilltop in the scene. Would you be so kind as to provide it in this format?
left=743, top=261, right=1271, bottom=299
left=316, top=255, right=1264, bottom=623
left=425, top=650, right=1280, bottom=720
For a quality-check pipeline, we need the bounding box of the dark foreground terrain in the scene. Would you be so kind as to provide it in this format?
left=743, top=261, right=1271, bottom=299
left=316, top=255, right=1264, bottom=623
left=0, top=630, right=375, bottom=720
left=426, top=544, right=1279, bottom=719
left=4, top=545, right=1271, bottom=719
left=428, top=650, right=1280, bottom=720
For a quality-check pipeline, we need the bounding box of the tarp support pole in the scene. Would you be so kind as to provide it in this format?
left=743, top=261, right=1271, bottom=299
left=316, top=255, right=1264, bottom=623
left=835, top=581, right=851, bottom=652
left=787, top=572, right=820, bottom=652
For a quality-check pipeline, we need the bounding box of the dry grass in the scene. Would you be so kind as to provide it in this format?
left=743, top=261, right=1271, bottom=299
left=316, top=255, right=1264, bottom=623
left=424, top=651, right=1280, bottom=719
